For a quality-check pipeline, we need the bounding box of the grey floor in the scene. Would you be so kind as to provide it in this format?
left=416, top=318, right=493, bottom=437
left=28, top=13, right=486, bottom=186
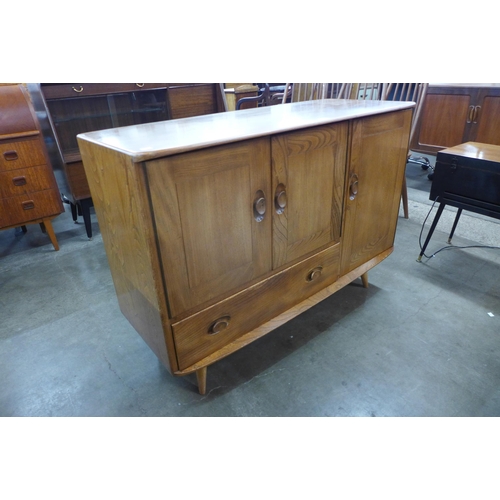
left=2, top=157, right=500, bottom=417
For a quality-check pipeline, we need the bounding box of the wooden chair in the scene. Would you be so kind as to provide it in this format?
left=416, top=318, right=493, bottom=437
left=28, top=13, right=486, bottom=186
left=341, top=83, right=429, bottom=219
left=281, top=83, right=353, bottom=103
left=381, top=83, right=430, bottom=218
left=235, top=84, right=285, bottom=110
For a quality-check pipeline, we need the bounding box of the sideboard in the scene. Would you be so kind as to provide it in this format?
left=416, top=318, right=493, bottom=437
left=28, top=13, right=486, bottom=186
left=410, top=84, right=500, bottom=155
left=77, top=99, right=413, bottom=394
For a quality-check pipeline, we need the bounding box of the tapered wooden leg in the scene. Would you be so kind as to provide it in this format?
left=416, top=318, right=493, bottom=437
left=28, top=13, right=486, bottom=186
left=196, top=366, right=207, bottom=395
left=361, top=272, right=369, bottom=288
left=401, top=175, right=409, bottom=219
left=42, top=218, right=60, bottom=251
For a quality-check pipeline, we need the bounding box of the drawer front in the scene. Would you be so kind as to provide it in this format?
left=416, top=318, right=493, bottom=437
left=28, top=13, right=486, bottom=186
left=172, top=243, right=341, bottom=370
left=0, top=189, right=62, bottom=227
left=0, top=139, right=46, bottom=171
left=41, top=83, right=167, bottom=100
left=0, top=165, right=56, bottom=198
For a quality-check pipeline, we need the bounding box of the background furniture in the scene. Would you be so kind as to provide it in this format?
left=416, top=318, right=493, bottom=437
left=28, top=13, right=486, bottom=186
left=28, top=83, right=227, bottom=239
left=224, top=84, right=260, bottom=110
left=382, top=83, right=430, bottom=218
left=418, top=142, right=500, bottom=261
left=78, top=99, right=413, bottom=394
left=410, top=84, right=500, bottom=155
left=282, top=83, right=353, bottom=102
left=282, top=83, right=427, bottom=218
left=0, top=84, right=63, bottom=250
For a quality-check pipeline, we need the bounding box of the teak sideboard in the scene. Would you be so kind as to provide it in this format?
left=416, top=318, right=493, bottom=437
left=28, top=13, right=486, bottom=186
left=77, top=99, right=413, bottom=394
left=0, top=84, right=63, bottom=249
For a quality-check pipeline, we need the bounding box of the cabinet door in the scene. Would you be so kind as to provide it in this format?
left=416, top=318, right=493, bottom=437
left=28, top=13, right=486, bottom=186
left=271, top=123, right=348, bottom=268
left=474, top=94, right=500, bottom=145
left=341, top=109, right=412, bottom=275
left=414, top=89, right=472, bottom=153
left=146, top=138, right=272, bottom=318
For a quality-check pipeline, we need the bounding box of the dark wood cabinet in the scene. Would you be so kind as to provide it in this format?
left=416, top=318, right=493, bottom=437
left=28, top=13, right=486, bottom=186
left=411, top=84, right=500, bottom=154
left=28, top=83, right=227, bottom=239
left=0, top=85, right=63, bottom=250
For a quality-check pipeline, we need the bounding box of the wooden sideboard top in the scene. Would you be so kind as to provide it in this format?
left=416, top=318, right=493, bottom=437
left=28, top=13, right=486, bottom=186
left=77, top=99, right=414, bottom=163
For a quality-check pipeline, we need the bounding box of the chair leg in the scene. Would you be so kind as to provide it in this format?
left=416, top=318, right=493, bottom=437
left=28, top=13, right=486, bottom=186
left=401, top=175, right=409, bottom=219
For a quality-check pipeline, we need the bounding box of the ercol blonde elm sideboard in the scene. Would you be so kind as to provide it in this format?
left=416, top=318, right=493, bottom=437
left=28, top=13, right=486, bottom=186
left=77, top=99, right=413, bottom=394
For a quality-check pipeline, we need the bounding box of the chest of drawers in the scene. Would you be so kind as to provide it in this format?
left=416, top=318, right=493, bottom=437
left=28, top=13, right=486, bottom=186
left=78, top=100, right=413, bottom=393
left=0, top=85, right=63, bottom=250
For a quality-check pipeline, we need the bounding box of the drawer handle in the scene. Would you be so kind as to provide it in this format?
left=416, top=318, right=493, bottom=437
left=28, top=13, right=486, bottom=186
left=12, top=176, right=27, bottom=186
left=72, top=86, right=84, bottom=93
left=253, top=190, right=266, bottom=222
left=208, top=316, right=231, bottom=335
left=3, top=150, right=18, bottom=161
left=136, top=83, right=145, bottom=87
left=307, top=266, right=323, bottom=282
left=349, top=173, right=359, bottom=200
left=22, top=200, right=35, bottom=210
left=275, top=183, right=287, bottom=214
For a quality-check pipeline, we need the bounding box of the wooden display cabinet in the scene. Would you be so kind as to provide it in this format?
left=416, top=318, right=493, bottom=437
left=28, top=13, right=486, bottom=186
left=0, top=84, right=63, bottom=249
left=28, top=83, right=227, bottom=239
left=77, top=100, right=413, bottom=394
left=411, top=84, right=500, bottom=155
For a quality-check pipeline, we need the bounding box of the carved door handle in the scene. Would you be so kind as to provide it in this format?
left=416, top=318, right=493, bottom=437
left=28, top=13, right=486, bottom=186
left=349, top=174, right=359, bottom=200
left=253, top=190, right=266, bottom=222
left=275, top=183, right=287, bottom=214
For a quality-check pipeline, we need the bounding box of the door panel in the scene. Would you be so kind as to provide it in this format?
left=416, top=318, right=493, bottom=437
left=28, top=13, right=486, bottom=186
left=417, top=93, right=470, bottom=151
left=341, top=109, right=412, bottom=275
left=146, top=138, right=272, bottom=317
left=474, top=96, right=500, bottom=145
left=271, top=123, right=347, bottom=268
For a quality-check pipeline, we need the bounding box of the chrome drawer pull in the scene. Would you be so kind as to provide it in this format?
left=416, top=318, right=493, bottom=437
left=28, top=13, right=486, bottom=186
left=3, top=150, right=18, bottom=161
left=72, top=86, right=84, bottom=93
left=208, top=316, right=231, bottom=335
left=136, top=83, right=145, bottom=87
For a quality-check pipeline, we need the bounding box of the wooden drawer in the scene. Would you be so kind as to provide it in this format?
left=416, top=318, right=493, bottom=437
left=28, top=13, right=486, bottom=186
left=0, top=165, right=56, bottom=198
left=0, top=189, right=62, bottom=228
left=172, top=243, right=341, bottom=370
left=41, top=83, right=168, bottom=100
left=0, top=139, right=46, bottom=171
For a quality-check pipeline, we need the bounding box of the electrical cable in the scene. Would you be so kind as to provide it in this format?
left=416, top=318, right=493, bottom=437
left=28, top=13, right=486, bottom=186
left=418, top=196, right=500, bottom=261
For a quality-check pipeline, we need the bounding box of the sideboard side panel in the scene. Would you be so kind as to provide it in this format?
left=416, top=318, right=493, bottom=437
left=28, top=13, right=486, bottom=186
left=78, top=139, right=175, bottom=372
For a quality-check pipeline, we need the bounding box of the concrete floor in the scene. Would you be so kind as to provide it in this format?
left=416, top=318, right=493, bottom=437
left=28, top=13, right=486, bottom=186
left=1, top=159, right=500, bottom=417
